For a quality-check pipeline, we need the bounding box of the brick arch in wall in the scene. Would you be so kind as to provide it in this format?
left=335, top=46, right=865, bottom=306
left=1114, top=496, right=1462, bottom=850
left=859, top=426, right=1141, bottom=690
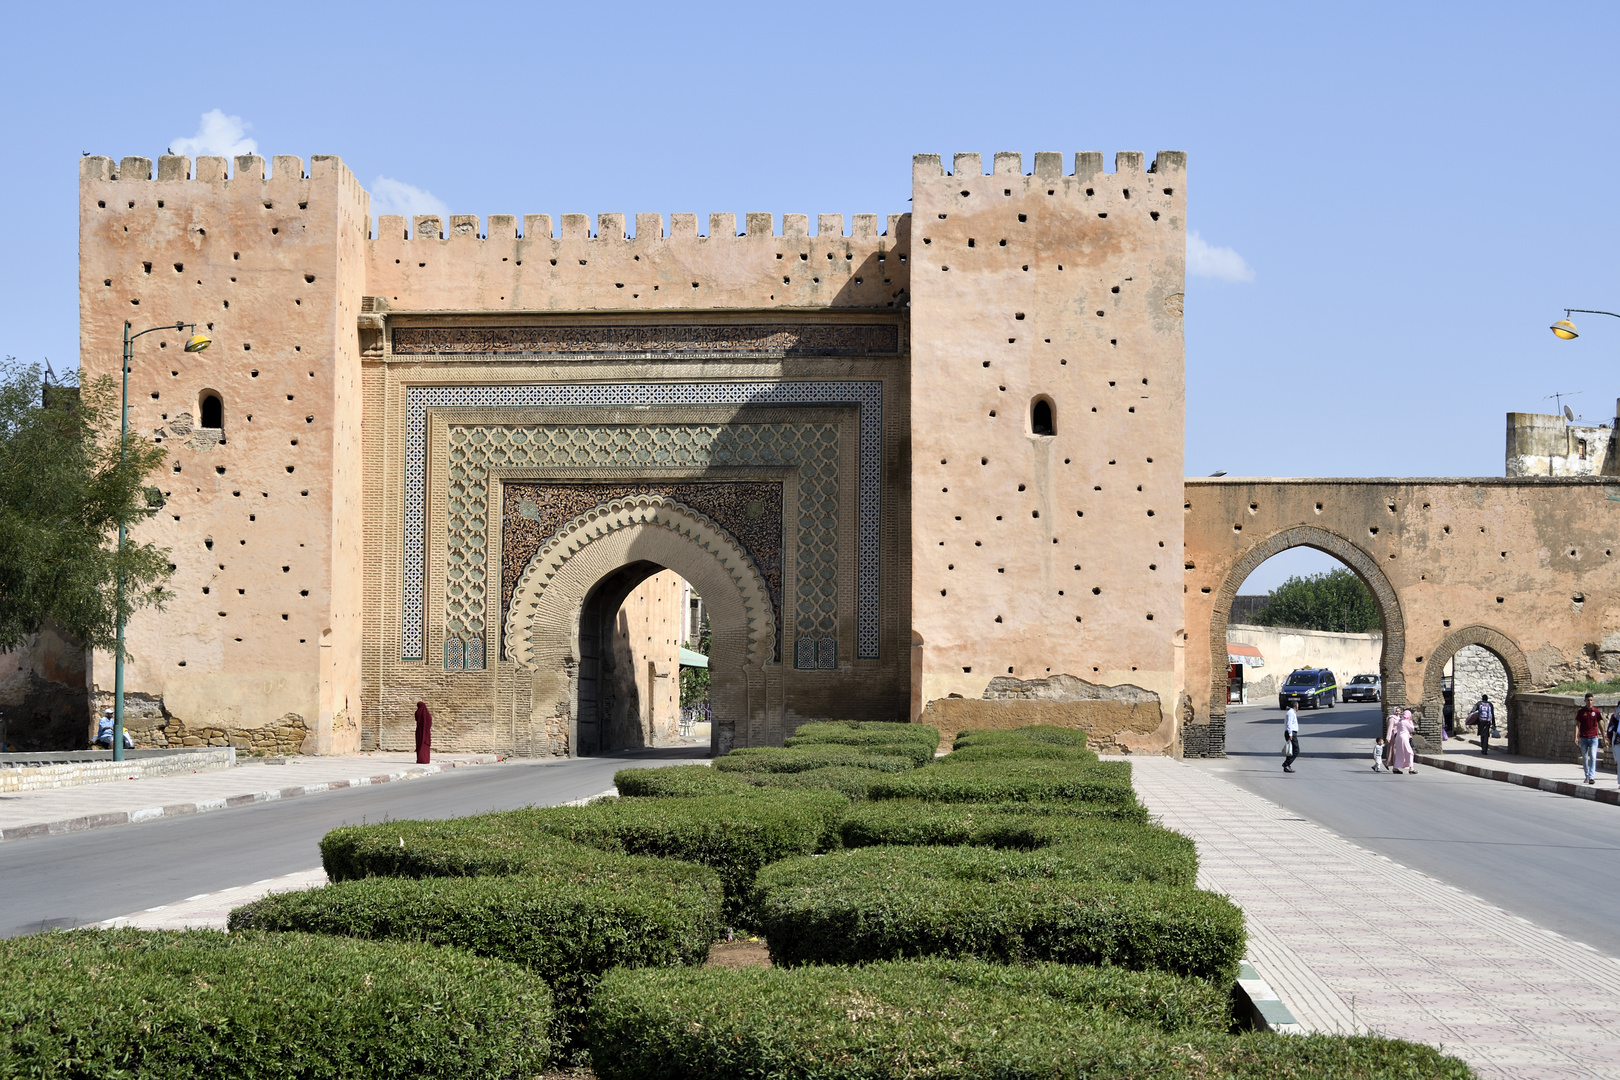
left=1207, top=525, right=1408, bottom=754
left=1418, top=624, right=1531, bottom=751
left=506, top=495, right=775, bottom=756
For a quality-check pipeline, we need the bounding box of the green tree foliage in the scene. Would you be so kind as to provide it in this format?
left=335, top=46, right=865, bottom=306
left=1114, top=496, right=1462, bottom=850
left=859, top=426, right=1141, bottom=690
left=1247, top=567, right=1380, bottom=634
left=0, top=362, right=174, bottom=652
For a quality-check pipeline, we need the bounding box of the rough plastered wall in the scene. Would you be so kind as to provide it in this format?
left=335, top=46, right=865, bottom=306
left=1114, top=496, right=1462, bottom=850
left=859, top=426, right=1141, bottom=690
left=908, top=151, right=1187, bottom=754
left=604, top=570, right=685, bottom=748
left=1184, top=477, right=1620, bottom=756
left=358, top=207, right=914, bottom=755
left=1505, top=410, right=1618, bottom=477
left=0, top=625, right=88, bottom=751
left=78, top=153, right=366, bottom=754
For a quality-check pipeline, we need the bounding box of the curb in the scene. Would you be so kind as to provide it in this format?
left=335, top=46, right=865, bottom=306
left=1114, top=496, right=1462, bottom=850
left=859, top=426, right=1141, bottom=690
left=1235, top=961, right=1305, bottom=1034
left=0, top=757, right=500, bottom=843
left=1415, top=754, right=1620, bottom=804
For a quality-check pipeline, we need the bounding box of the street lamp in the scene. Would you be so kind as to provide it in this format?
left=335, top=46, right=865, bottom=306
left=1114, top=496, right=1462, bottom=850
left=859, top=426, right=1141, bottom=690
left=112, top=321, right=210, bottom=761
left=1550, top=308, right=1620, bottom=340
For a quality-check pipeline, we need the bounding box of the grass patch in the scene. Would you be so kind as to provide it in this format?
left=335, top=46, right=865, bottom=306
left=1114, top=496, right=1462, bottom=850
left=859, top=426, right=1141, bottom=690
left=1543, top=678, right=1620, bottom=696
left=0, top=929, right=551, bottom=1078
left=587, top=960, right=1473, bottom=1079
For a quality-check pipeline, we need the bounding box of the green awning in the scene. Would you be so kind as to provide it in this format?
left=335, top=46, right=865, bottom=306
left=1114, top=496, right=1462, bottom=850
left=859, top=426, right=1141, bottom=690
left=679, top=647, right=708, bottom=668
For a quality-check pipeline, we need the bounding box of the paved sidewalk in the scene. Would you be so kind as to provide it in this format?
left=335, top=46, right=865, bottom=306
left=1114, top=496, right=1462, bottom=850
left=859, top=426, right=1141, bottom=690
left=0, top=753, right=501, bottom=842
left=1419, top=741, right=1620, bottom=805
left=1128, top=756, right=1620, bottom=1080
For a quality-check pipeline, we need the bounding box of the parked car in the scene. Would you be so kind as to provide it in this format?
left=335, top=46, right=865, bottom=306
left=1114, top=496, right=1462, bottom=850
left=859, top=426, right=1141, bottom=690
left=1279, top=668, right=1338, bottom=709
left=1342, top=673, right=1381, bottom=702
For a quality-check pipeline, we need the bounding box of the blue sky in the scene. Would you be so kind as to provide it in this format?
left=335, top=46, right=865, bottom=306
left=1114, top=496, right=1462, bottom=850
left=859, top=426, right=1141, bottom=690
left=3, top=1, right=1615, bottom=589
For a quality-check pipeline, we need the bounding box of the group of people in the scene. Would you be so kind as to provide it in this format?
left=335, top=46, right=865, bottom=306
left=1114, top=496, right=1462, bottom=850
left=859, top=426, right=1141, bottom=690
left=1371, top=708, right=1418, bottom=774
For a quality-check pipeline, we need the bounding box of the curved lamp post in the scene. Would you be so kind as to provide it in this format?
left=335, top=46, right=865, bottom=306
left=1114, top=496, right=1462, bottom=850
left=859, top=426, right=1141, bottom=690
left=113, top=321, right=210, bottom=760
left=1549, top=308, right=1620, bottom=340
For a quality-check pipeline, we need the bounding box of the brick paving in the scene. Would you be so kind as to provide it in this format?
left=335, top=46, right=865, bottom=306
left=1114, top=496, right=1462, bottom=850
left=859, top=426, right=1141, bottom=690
left=0, top=752, right=502, bottom=841
left=1127, top=756, right=1620, bottom=1080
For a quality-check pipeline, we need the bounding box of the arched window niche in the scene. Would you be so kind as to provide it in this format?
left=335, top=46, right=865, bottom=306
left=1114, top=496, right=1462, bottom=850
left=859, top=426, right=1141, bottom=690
left=1030, top=396, right=1056, bottom=437
left=199, top=391, right=223, bottom=430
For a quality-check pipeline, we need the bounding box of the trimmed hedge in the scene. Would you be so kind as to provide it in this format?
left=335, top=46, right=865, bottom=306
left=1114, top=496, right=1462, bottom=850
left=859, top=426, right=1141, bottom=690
left=320, top=792, right=843, bottom=926
left=786, top=720, right=941, bottom=752
left=587, top=960, right=1473, bottom=1080
left=716, top=743, right=932, bottom=772
left=614, top=763, right=892, bottom=801
left=952, top=724, right=1093, bottom=750
left=231, top=868, right=718, bottom=1046
left=757, top=847, right=1243, bottom=980
left=869, top=759, right=1136, bottom=804
left=0, top=929, right=551, bottom=1078
left=938, top=742, right=1101, bottom=764
left=839, top=799, right=1169, bottom=851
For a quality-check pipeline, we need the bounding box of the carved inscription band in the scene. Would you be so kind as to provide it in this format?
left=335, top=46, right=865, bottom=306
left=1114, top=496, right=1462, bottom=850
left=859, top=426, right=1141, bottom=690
left=392, top=323, right=900, bottom=357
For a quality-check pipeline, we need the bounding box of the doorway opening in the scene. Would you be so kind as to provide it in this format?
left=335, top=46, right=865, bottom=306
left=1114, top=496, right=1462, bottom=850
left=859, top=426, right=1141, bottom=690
left=576, top=562, right=709, bottom=755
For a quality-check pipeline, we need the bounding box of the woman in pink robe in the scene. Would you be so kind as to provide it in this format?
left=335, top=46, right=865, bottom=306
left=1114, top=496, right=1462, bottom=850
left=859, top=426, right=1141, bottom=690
left=414, top=701, right=432, bottom=765
left=1389, top=708, right=1416, bottom=774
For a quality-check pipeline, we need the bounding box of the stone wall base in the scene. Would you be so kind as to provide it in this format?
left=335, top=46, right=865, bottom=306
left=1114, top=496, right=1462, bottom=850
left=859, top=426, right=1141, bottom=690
left=918, top=696, right=1171, bottom=754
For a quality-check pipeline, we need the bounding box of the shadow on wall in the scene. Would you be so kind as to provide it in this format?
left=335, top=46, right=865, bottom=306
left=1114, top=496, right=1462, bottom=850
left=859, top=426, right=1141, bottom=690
left=0, top=623, right=89, bottom=751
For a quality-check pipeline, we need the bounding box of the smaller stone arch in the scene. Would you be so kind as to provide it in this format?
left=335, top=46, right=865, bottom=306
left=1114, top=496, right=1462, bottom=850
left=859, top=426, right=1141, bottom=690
left=1419, top=625, right=1532, bottom=754
left=1206, top=524, right=1407, bottom=755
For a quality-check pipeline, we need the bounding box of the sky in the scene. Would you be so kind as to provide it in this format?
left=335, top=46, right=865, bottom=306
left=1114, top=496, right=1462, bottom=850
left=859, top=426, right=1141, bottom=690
left=3, top=0, right=1615, bottom=592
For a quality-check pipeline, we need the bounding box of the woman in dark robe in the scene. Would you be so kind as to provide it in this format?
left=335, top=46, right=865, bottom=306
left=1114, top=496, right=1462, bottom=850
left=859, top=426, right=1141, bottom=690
left=414, top=701, right=432, bottom=764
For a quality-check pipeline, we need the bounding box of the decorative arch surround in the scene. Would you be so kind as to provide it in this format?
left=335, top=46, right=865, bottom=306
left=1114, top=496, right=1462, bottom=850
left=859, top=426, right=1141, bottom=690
left=1207, top=525, right=1407, bottom=753
left=1419, top=624, right=1531, bottom=749
left=505, top=495, right=775, bottom=670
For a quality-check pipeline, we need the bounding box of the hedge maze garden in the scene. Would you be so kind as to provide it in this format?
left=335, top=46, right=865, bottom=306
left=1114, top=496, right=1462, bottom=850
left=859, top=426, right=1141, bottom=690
left=0, top=722, right=1474, bottom=1078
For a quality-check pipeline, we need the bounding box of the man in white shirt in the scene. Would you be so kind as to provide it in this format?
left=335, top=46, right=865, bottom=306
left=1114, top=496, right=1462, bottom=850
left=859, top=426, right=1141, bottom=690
left=1282, top=705, right=1300, bottom=773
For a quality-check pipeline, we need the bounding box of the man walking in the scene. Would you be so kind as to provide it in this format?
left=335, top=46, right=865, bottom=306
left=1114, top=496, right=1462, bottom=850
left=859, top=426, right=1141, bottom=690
left=1283, top=704, right=1300, bottom=773
left=1576, top=693, right=1605, bottom=786
left=1467, top=694, right=1497, bottom=756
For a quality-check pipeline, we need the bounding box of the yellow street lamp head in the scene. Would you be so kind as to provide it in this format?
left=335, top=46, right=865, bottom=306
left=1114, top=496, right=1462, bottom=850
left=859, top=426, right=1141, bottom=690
left=184, top=332, right=212, bottom=353
left=1551, top=318, right=1579, bottom=340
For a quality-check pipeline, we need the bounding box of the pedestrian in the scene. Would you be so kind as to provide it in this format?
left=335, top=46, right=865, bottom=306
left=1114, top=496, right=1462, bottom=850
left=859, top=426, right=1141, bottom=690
left=1576, top=693, right=1604, bottom=786
left=1371, top=733, right=1387, bottom=772
left=1389, top=708, right=1416, bottom=774
left=1608, top=702, right=1620, bottom=787
left=1384, top=709, right=1401, bottom=769
left=414, top=700, right=432, bottom=765
left=1282, top=703, right=1300, bottom=773
left=1466, top=694, right=1496, bottom=756
left=94, top=708, right=133, bottom=750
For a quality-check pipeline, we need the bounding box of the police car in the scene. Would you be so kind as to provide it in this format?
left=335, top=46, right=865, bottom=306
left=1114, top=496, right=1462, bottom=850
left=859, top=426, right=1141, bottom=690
left=1279, top=668, right=1338, bottom=709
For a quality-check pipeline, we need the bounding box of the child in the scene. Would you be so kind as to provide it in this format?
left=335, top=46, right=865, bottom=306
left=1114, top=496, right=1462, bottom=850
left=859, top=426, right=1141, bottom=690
left=1371, top=735, right=1386, bottom=772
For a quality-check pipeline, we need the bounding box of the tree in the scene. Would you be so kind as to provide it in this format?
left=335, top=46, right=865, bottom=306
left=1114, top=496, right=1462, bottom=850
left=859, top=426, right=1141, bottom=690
left=680, top=626, right=711, bottom=710
left=1247, top=567, right=1380, bottom=634
left=0, top=362, right=174, bottom=653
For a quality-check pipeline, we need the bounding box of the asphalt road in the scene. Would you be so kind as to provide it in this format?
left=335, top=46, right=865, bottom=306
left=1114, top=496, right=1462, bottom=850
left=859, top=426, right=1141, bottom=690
left=1195, top=700, right=1620, bottom=957
left=0, top=748, right=707, bottom=938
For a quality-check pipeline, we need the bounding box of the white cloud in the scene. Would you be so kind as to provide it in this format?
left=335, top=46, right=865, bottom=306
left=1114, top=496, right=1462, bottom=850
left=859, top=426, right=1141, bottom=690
left=171, top=109, right=257, bottom=158
left=369, top=177, right=450, bottom=221
left=1186, top=231, right=1255, bottom=283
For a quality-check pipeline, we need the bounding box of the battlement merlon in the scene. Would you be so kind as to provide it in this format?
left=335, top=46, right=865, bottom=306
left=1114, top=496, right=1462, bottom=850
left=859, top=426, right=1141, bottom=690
left=79, top=154, right=369, bottom=220
left=912, top=151, right=1185, bottom=196
left=377, top=211, right=908, bottom=242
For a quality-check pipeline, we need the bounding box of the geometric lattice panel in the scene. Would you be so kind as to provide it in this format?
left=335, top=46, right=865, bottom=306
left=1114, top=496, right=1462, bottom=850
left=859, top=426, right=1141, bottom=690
left=402, top=381, right=883, bottom=662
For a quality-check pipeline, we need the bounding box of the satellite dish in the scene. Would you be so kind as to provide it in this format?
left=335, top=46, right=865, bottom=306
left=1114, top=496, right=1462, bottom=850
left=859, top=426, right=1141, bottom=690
left=1565, top=405, right=1576, bottom=422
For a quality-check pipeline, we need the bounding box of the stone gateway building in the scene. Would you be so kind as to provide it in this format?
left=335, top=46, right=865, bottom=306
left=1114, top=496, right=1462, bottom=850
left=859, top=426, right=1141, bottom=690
left=62, top=149, right=1619, bottom=759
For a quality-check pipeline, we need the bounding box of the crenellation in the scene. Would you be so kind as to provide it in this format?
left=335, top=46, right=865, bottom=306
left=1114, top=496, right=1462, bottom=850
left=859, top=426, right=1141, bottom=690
left=708, top=212, right=734, bottom=238
left=196, top=156, right=227, bottom=183
left=670, top=213, right=699, bottom=238
left=818, top=213, right=843, bottom=237
left=561, top=213, right=590, bottom=240
left=993, top=151, right=1021, bottom=175
left=637, top=212, right=664, bottom=239
left=597, top=213, right=625, bottom=240
left=783, top=214, right=808, bottom=238
left=120, top=156, right=152, bottom=181
left=234, top=154, right=265, bottom=180
left=272, top=155, right=305, bottom=180
left=157, top=155, right=190, bottom=182
left=1075, top=152, right=1104, bottom=182
left=913, top=153, right=943, bottom=180
left=1033, top=151, right=1063, bottom=180
left=1114, top=151, right=1143, bottom=174
left=524, top=214, right=552, bottom=239
left=413, top=215, right=442, bottom=240
left=1149, top=151, right=1186, bottom=174
left=82, top=155, right=113, bottom=181
left=853, top=214, right=878, bottom=239
left=745, top=212, right=772, bottom=237
left=488, top=214, right=517, bottom=239
left=953, top=152, right=982, bottom=177
left=450, top=215, right=479, bottom=238
left=379, top=215, right=406, bottom=240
